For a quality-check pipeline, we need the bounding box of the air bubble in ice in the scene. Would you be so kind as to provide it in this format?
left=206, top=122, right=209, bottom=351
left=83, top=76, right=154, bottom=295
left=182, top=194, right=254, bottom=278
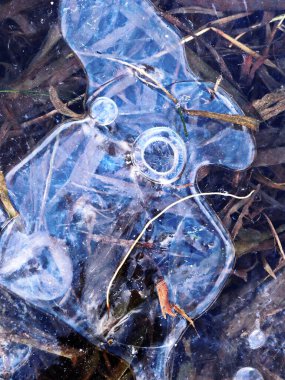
left=89, top=97, right=118, bottom=125
left=233, top=367, right=264, bottom=380
left=248, top=328, right=266, bottom=349
left=132, top=127, right=187, bottom=184
left=175, top=94, right=191, bottom=109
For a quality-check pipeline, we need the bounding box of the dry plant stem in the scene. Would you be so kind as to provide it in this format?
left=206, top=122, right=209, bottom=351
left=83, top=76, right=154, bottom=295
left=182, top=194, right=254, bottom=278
left=253, top=171, right=285, bottom=191
left=179, top=12, right=251, bottom=44
left=0, top=172, right=18, bottom=219
left=246, top=16, right=285, bottom=84
left=230, top=12, right=285, bottom=46
left=0, top=333, right=81, bottom=361
left=262, top=258, right=285, bottom=284
left=253, top=88, right=285, bottom=121
left=21, top=93, right=85, bottom=128
left=231, top=185, right=258, bottom=239
left=181, top=26, right=283, bottom=75
left=182, top=109, right=259, bottom=130
left=101, top=56, right=177, bottom=103
left=49, top=86, right=86, bottom=119
left=106, top=190, right=255, bottom=312
left=263, top=213, right=285, bottom=260
left=210, top=27, right=284, bottom=74
left=163, top=13, right=236, bottom=83
left=169, top=6, right=224, bottom=17
left=158, top=12, right=251, bottom=58
left=211, top=75, right=223, bottom=98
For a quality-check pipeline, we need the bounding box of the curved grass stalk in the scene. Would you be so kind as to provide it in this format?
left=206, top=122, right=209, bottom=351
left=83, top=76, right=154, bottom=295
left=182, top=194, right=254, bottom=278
left=106, top=189, right=256, bottom=312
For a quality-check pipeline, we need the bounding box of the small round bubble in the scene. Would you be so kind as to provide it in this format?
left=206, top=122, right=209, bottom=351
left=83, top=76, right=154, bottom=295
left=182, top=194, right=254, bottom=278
left=233, top=367, right=264, bottom=380
left=90, top=97, right=118, bottom=125
left=248, top=328, right=266, bottom=349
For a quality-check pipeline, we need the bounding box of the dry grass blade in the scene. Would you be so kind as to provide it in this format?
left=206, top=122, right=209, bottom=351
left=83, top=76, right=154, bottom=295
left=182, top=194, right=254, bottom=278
left=169, top=6, right=224, bottom=17
left=49, top=86, right=85, bottom=119
left=0, top=332, right=83, bottom=361
left=264, top=213, right=285, bottom=260
left=22, top=93, right=86, bottom=128
left=181, top=12, right=252, bottom=45
left=231, top=186, right=258, bottom=239
left=106, top=190, right=255, bottom=312
left=183, top=109, right=259, bottom=130
left=262, top=259, right=285, bottom=284
left=253, top=171, right=285, bottom=191
left=0, top=172, right=18, bottom=219
left=229, top=14, right=285, bottom=46
left=210, top=12, right=252, bottom=26
left=181, top=27, right=211, bottom=44
left=262, top=255, right=277, bottom=279
left=210, top=27, right=285, bottom=74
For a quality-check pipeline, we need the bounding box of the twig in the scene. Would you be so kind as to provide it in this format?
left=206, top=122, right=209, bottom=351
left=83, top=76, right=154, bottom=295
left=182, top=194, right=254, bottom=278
left=21, top=93, right=85, bottom=128
left=182, top=108, right=259, bottom=130
left=253, top=171, right=285, bottom=191
left=210, top=27, right=284, bottom=75
left=231, top=185, right=259, bottom=239
left=49, top=86, right=85, bottom=119
left=209, top=74, right=223, bottom=99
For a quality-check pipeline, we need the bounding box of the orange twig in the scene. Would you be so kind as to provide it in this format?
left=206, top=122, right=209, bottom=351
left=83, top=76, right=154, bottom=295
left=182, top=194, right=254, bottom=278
left=156, top=279, right=176, bottom=318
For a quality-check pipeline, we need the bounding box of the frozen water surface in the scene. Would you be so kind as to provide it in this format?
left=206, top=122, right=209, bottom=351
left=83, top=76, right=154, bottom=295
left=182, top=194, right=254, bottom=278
left=0, top=0, right=256, bottom=378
